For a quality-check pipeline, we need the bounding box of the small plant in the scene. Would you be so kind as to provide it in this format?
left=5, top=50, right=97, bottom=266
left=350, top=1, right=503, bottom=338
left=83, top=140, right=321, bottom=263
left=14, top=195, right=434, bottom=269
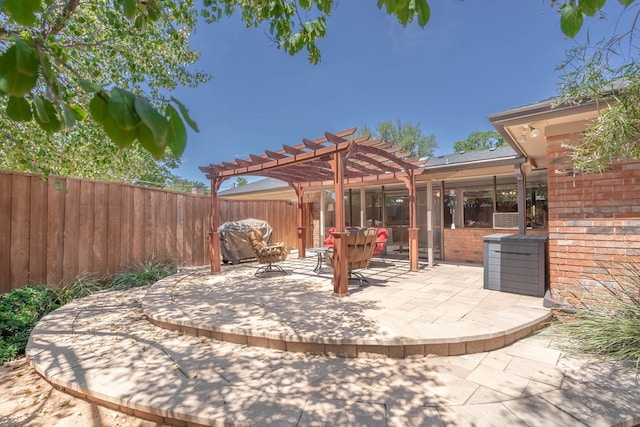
left=107, top=259, right=177, bottom=290
left=0, top=284, right=60, bottom=364
left=552, top=258, right=640, bottom=373
left=56, top=274, right=105, bottom=305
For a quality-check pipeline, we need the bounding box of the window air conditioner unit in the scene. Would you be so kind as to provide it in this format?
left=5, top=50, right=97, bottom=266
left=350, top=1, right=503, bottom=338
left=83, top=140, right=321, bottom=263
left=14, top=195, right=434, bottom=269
left=493, top=212, right=519, bottom=229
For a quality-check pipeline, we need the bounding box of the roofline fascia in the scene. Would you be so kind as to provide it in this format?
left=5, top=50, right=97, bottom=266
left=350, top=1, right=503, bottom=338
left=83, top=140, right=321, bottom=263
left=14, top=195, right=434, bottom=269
left=424, top=155, right=526, bottom=173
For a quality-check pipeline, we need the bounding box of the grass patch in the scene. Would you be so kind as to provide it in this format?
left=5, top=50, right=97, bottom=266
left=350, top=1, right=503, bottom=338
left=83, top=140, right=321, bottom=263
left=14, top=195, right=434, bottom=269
left=0, top=259, right=177, bottom=364
left=552, top=259, right=640, bottom=373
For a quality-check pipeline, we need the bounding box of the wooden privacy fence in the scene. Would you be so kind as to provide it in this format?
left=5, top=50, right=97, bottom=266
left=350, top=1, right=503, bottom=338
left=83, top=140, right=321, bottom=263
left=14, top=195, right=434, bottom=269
left=0, top=170, right=298, bottom=294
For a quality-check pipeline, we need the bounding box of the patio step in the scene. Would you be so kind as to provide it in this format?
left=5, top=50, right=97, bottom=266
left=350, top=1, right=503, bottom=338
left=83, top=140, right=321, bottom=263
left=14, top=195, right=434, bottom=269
left=142, top=262, right=553, bottom=359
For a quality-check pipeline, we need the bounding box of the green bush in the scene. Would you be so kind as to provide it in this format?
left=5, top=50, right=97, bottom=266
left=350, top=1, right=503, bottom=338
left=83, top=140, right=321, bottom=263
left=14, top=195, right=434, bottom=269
left=0, top=259, right=177, bottom=364
left=552, top=259, right=640, bottom=372
left=0, top=285, right=60, bottom=364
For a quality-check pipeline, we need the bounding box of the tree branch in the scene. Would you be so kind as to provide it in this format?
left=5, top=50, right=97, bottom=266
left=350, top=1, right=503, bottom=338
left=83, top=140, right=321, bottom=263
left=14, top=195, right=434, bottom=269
left=51, top=0, right=80, bottom=36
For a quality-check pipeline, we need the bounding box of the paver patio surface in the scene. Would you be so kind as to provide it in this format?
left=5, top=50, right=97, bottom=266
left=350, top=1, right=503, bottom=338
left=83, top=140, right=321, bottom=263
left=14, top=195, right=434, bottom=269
left=26, top=260, right=640, bottom=426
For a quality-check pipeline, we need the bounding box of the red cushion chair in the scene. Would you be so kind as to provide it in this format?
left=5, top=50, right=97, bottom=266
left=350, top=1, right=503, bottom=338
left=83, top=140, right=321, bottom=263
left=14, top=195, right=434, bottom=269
left=324, top=227, right=336, bottom=248
left=373, top=227, right=389, bottom=258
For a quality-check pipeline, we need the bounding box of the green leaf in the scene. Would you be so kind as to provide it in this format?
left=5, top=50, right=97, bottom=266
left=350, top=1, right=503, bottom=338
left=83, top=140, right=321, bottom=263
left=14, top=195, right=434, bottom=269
left=103, top=119, right=138, bottom=148
left=0, top=40, right=39, bottom=96
left=4, top=0, right=41, bottom=26
left=166, top=105, right=186, bottom=158
left=299, top=0, right=311, bottom=9
left=561, top=4, right=584, bottom=38
left=6, top=96, right=32, bottom=122
left=137, top=123, right=166, bottom=157
left=416, top=0, right=430, bottom=26
left=170, top=97, right=199, bottom=132
left=134, top=96, right=168, bottom=147
left=78, top=78, right=103, bottom=93
left=89, top=92, right=110, bottom=123
left=108, top=87, right=140, bottom=131
left=619, top=0, right=635, bottom=5
left=68, top=104, right=87, bottom=121
left=61, top=103, right=77, bottom=128
left=32, top=96, right=61, bottom=132
left=122, top=0, right=137, bottom=19
left=32, top=95, right=48, bottom=123
left=579, top=0, right=605, bottom=16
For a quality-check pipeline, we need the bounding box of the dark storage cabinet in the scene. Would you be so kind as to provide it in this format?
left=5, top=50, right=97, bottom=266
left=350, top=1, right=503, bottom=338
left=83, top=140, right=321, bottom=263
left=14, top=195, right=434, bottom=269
left=483, top=234, right=548, bottom=297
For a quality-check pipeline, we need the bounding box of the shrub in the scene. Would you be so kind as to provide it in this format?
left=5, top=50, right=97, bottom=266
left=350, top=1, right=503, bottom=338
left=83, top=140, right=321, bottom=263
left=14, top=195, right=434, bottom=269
left=0, top=259, right=177, bottom=364
left=0, top=285, right=60, bottom=364
left=107, top=259, right=177, bottom=290
left=552, top=259, right=640, bottom=372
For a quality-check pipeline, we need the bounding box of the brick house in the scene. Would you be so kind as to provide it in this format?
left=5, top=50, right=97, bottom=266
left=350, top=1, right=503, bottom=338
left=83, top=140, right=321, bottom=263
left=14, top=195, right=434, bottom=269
left=489, top=98, right=640, bottom=306
left=218, top=97, right=640, bottom=306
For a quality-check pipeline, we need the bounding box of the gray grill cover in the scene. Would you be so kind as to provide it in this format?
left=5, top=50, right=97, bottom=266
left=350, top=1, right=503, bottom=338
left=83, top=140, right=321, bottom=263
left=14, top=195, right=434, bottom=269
left=218, top=218, right=273, bottom=264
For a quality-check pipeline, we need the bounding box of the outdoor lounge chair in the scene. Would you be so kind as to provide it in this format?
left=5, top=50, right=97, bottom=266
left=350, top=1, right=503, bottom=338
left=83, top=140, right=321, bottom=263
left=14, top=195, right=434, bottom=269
left=327, top=227, right=377, bottom=285
left=246, top=228, right=288, bottom=277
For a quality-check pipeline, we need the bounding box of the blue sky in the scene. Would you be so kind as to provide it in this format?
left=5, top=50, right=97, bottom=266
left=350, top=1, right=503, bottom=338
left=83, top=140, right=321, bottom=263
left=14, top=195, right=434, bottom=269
left=172, top=1, right=625, bottom=186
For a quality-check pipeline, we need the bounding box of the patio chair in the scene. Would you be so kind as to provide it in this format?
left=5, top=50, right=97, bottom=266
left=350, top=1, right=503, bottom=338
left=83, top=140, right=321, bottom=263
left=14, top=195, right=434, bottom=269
left=327, top=227, right=377, bottom=285
left=246, top=228, right=288, bottom=277
left=324, top=227, right=336, bottom=248
left=373, top=227, right=389, bottom=260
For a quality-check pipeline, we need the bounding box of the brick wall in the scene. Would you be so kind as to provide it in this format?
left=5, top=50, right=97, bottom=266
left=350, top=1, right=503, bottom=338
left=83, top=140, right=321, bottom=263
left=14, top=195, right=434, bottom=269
left=444, top=228, right=500, bottom=264
left=546, top=134, right=640, bottom=305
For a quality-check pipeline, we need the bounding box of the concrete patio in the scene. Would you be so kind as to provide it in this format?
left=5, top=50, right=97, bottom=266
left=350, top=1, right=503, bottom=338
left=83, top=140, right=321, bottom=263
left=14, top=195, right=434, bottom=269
left=25, top=258, right=640, bottom=426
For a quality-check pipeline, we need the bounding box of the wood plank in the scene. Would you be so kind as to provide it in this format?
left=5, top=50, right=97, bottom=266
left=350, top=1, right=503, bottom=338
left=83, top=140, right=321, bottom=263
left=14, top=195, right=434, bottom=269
left=77, top=180, right=95, bottom=275
left=184, top=195, right=194, bottom=264
left=120, top=185, right=133, bottom=269
left=155, top=191, right=168, bottom=260
left=27, top=175, right=47, bottom=285
left=132, top=186, right=145, bottom=263
left=0, top=173, right=12, bottom=293
left=62, top=179, right=81, bottom=283
left=107, top=183, right=121, bottom=274
left=176, top=194, right=186, bottom=264
left=165, top=193, right=177, bottom=265
left=46, top=177, right=66, bottom=286
left=144, top=189, right=157, bottom=260
left=10, top=174, right=31, bottom=288
left=93, top=181, right=109, bottom=277
left=193, top=195, right=204, bottom=265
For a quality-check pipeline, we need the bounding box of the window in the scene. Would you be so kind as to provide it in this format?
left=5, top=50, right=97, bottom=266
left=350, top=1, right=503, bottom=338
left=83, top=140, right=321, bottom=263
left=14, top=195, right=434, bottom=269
left=463, top=190, right=493, bottom=228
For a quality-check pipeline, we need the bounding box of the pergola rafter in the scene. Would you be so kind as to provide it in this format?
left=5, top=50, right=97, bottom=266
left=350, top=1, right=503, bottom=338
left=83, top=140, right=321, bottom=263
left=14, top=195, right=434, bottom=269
left=199, top=128, right=427, bottom=296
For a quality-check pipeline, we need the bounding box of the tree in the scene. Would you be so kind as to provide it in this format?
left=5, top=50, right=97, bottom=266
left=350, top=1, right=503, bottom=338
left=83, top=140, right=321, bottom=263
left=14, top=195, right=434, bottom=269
left=0, top=0, right=634, bottom=165
left=0, top=0, right=210, bottom=188
left=453, top=131, right=505, bottom=153
left=0, top=0, right=430, bottom=161
left=236, top=177, right=248, bottom=186
left=556, top=1, right=640, bottom=172
left=360, top=119, right=438, bottom=158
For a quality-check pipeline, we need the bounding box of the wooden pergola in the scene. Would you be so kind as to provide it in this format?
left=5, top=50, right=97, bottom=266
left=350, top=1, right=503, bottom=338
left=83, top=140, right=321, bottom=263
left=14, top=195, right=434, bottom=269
left=199, top=128, right=426, bottom=296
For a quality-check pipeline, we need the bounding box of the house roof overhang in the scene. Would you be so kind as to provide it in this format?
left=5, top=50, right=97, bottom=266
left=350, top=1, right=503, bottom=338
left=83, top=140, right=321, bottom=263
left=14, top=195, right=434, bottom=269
left=488, top=98, right=607, bottom=170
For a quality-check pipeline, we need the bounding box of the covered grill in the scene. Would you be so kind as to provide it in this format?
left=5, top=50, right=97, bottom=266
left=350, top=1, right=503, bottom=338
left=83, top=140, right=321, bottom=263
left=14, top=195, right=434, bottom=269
left=218, top=219, right=273, bottom=264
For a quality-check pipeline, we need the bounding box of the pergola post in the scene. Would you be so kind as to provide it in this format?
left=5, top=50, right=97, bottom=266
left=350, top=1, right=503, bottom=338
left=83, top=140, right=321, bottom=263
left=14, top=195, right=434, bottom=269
left=208, top=177, right=224, bottom=274
left=400, top=170, right=420, bottom=271
left=293, top=183, right=306, bottom=258
left=330, top=151, right=349, bottom=296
